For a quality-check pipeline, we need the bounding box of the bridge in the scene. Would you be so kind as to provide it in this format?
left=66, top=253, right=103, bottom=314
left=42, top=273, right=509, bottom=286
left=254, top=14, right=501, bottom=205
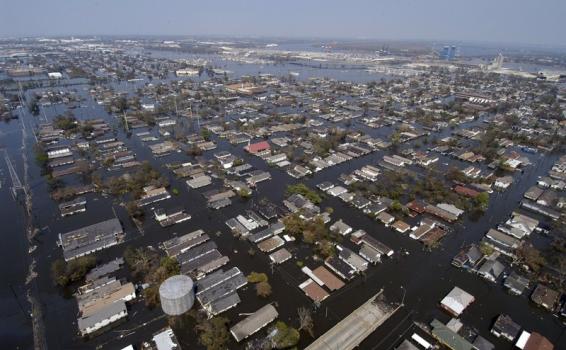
left=306, top=289, right=399, bottom=350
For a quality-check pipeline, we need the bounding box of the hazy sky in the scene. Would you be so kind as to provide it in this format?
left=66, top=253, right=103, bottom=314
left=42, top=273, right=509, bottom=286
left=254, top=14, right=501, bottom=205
left=1, top=0, right=565, bottom=46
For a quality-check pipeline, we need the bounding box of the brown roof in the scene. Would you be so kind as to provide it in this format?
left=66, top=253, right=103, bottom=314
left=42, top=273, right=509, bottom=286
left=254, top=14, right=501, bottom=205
left=525, top=333, right=554, bottom=350
left=531, top=284, right=560, bottom=309
left=300, top=279, right=329, bottom=302
left=312, top=266, right=344, bottom=291
left=392, top=220, right=410, bottom=231
left=407, top=200, right=427, bottom=213
left=454, top=185, right=481, bottom=198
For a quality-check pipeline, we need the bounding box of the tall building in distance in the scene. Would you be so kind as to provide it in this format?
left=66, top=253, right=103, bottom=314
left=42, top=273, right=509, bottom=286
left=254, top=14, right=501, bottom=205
left=439, top=45, right=457, bottom=60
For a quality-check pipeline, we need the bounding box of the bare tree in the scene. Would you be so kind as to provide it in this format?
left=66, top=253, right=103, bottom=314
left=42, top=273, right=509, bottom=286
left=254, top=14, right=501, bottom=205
left=297, top=306, right=314, bottom=338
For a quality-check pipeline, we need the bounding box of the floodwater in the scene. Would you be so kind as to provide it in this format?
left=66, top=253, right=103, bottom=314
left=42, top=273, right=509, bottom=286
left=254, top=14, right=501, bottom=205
left=1, top=55, right=565, bottom=350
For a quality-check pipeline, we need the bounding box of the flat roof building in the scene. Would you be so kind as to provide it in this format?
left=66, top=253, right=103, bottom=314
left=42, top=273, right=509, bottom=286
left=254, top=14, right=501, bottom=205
left=440, top=286, right=475, bottom=316
left=230, top=304, right=278, bottom=342
left=58, top=218, right=123, bottom=261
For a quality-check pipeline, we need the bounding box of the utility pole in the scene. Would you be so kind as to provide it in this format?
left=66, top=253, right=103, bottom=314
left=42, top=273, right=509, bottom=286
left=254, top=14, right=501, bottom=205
left=3, top=149, right=26, bottom=200
left=173, top=95, right=179, bottom=117
left=123, top=111, right=129, bottom=132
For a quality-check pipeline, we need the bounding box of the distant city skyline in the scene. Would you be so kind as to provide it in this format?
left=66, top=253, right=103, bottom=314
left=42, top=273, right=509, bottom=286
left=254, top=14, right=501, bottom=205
left=1, top=0, right=565, bottom=47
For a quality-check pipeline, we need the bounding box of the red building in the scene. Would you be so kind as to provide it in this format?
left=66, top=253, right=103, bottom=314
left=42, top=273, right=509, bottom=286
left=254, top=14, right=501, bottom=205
left=245, top=141, right=271, bottom=155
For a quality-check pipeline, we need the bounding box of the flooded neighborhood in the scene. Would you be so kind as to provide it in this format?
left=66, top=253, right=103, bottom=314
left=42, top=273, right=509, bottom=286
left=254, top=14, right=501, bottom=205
left=0, top=34, right=565, bottom=350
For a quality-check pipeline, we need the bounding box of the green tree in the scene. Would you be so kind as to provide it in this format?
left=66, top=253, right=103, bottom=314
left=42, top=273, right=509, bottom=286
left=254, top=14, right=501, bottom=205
left=256, top=281, right=272, bottom=298
left=273, top=321, right=300, bottom=349
left=51, top=256, right=97, bottom=287
left=247, top=272, right=268, bottom=283
left=286, top=183, right=322, bottom=204
left=196, top=316, right=230, bottom=350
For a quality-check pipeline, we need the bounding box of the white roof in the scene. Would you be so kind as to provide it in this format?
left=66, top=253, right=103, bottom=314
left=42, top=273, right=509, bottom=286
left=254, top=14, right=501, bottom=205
left=440, top=287, right=474, bottom=315
left=437, top=203, right=464, bottom=217
left=153, top=328, right=178, bottom=350
left=515, top=330, right=531, bottom=349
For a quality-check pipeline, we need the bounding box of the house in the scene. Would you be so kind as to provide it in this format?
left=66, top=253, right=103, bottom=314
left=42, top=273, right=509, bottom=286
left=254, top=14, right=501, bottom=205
left=392, top=220, right=411, bottom=233
left=377, top=211, right=395, bottom=225
left=329, top=220, right=353, bottom=236
left=244, top=141, right=271, bottom=156
left=440, top=286, right=475, bottom=316
left=484, top=228, right=520, bottom=252
left=269, top=248, right=292, bottom=264
left=515, top=331, right=554, bottom=350
left=152, top=327, right=181, bottom=350
left=364, top=203, right=388, bottom=216
left=317, top=181, right=335, bottom=191
left=437, top=203, right=464, bottom=218
left=58, top=218, right=123, bottom=261
left=283, top=193, right=319, bottom=214
left=312, top=266, right=344, bottom=291
left=454, top=185, right=481, bottom=198
left=498, top=212, right=538, bottom=239
left=491, top=314, right=521, bottom=341
left=536, top=190, right=558, bottom=207
left=230, top=304, right=278, bottom=342
left=338, top=191, right=354, bottom=203
left=325, top=256, right=356, bottom=280
left=504, top=272, right=530, bottom=296
left=48, top=72, right=63, bottom=79
left=406, top=200, right=427, bottom=214
left=473, top=335, right=495, bottom=350
left=537, top=177, right=554, bottom=188
left=78, top=301, right=127, bottom=336
left=477, top=258, right=505, bottom=282
left=395, top=340, right=419, bottom=350
left=336, top=245, right=368, bottom=272
left=246, top=171, right=271, bottom=186
left=524, top=186, right=544, bottom=201
left=352, top=195, right=371, bottom=209
left=138, top=186, right=171, bottom=206
left=430, top=319, right=474, bottom=350
left=494, top=176, right=514, bottom=190
left=531, top=284, right=560, bottom=311
left=452, top=244, right=484, bottom=269
left=327, top=186, right=348, bottom=197
left=299, top=279, right=329, bottom=302
left=425, top=204, right=459, bottom=222
left=47, top=146, right=72, bottom=159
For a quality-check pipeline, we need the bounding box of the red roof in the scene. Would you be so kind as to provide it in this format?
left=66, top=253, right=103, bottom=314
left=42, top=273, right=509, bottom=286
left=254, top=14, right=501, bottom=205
left=407, top=200, right=427, bottom=214
left=245, top=141, right=270, bottom=153
left=525, top=333, right=554, bottom=350
left=454, top=185, right=480, bottom=198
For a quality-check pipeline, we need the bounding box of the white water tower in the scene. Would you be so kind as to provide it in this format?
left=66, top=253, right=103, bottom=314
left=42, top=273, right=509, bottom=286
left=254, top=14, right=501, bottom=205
left=159, top=275, right=194, bottom=316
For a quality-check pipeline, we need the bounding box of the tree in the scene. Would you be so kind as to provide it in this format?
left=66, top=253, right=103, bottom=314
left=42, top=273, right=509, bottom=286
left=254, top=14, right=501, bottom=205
left=389, top=200, right=403, bottom=212
left=201, top=128, right=212, bottom=141
left=143, top=285, right=160, bottom=308
left=247, top=272, right=268, bottom=283
left=196, top=316, right=230, bottom=350
left=126, top=201, right=144, bottom=220
left=286, top=183, right=322, bottom=204
left=474, top=192, right=490, bottom=211
left=517, top=244, right=546, bottom=273
left=237, top=188, right=251, bottom=199
left=256, top=281, right=272, bottom=298
left=51, top=256, right=97, bottom=287
left=297, top=307, right=314, bottom=337
left=272, top=321, right=300, bottom=349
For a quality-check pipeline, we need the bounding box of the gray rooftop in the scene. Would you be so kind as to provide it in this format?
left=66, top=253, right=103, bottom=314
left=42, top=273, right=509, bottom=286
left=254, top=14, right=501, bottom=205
left=230, top=304, right=278, bottom=342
